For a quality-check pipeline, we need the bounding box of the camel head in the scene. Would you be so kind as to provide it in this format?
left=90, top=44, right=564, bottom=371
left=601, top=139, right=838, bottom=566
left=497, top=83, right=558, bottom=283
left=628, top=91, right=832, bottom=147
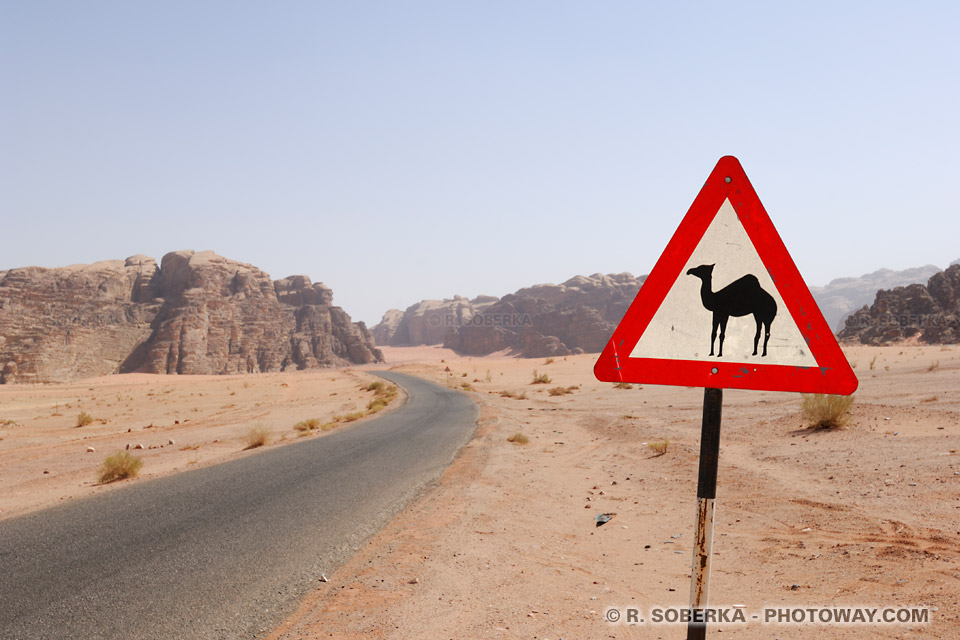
left=686, top=264, right=715, bottom=280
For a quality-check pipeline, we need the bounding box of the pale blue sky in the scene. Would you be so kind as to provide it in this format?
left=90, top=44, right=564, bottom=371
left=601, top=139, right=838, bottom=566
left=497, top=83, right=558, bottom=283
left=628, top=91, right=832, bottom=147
left=2, top=2, right=957, bottom=325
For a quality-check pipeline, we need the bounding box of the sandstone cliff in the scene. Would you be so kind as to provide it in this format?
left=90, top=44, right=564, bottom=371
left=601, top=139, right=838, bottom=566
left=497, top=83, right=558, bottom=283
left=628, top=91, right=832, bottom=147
left=810, top=264, right=943, bottom=332
left=0, top=250, right=382, bottom=383
left=374, top=273, right=644, bottom=358
left=838, top=264, right=960, bottom=345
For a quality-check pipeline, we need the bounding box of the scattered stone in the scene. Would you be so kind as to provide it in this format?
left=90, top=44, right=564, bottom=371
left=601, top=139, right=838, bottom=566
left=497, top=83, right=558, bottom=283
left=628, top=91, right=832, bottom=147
left=86, top=446, right=95, bottom=452
left=319, top=574, right=328, bottom=582
left=408, top=577, right=419, bottom=584
left=595, top=513, right=615, bottom=527
left=134, top=443, right=144, bottom=449
left=168, top=439, right=175, bottom=445
left=670, top=534, right=682, bottom=539
left=125, top=444, right=130, bottom=450
left=43, top=470, right=49, bottom=474
left=790, top=584, right=801, bottom=590
left=584, top=504, right=591, bottom=509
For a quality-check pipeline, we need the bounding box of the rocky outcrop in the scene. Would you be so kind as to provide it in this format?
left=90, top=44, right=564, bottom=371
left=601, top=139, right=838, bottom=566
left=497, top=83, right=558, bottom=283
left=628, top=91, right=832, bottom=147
left=0, top=250, right=382, bottom=383
left=374, top=273, right=645, bottom=357
left=810, top=264, right=943, bottom=331
left=373, top=295, right=500, bottom=347
left=838, top=264, right=960, bottom=345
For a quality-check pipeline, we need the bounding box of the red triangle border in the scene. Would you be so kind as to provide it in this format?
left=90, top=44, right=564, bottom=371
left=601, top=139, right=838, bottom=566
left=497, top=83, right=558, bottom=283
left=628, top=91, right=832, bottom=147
left=594, top=156, right=858, bottom=395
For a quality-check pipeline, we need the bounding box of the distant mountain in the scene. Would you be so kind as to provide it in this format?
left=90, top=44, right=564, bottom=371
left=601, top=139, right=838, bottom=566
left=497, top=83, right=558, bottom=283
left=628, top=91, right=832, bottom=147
left=810, top=264, right=943, bottom=331
left=373, top=273, right=645, bottom=358
left=0, top=250, right=382, bottom=383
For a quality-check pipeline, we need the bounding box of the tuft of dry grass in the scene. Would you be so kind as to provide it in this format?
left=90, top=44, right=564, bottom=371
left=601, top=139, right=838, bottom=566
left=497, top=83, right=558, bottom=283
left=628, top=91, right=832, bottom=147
left=613, top=382, right=633, bottom=390
left=500, top=390, right=516, bottom=398
left=801, top=394, right=855, bottom=429
left=76, top=411, right=93, bottom=427
left=294, top=418, right=321, bottom=433
left=921, top=395, right=939, bottom=403
left=543, top=357, right=555, bottom=365
left=343, top=411, right=365, bottom=422
left=507, top=433, right=529, bottom=445
left=97, top=451, right=143, bottom=483
left=548, top=386, right=572, bottom=396
left=648, top=439, right=669, bottom=456
left=461, top=382, right=475, bottom=391
left=243, top=425, right=272, bottom=449
left=927, top=360, right=940, bottom=372
left=869, top=355, right=878, bottom=370
left=530, top=370, right=551, bottom=384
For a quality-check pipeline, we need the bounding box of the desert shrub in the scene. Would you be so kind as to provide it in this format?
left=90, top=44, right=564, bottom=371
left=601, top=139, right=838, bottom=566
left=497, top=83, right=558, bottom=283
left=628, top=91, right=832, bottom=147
left=76, top=411, right=94, bottom=427
left=366, top=381, right=385, bottom=393
left=928, top=360, right=940, bottom=372
left=293, top=418, right=320, bottom=432
left=320, top=421, right=339, bottom=431
left=548, top=386, right=571, bottom=396
left=97, top=451, right=143, bottom=483
left=543, top=357, right=555, bottom=365
left=500, top=390, right=516, bottom=398
left=648, top=439, right=669, bottom=456
left=531, top=370, right=551, bottom=384
left=367, top=398, right=388, bottom=413
left=613, top=382, right=633, bottom=390
left=515, top=390, right=527, bottom=400
left=343, top=411, right=365, bottom=422
left=801, top=394, right=855, bottom=429
left=461, top=382, right=474, bottom=391
left=244, top=425, right=271, bottom=449
left=507, top=433, right=529, bottom=445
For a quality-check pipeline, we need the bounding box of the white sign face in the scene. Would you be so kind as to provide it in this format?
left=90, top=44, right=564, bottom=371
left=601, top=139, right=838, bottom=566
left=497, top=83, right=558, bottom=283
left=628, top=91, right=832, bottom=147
left=630, top=199, right=816, bottom=367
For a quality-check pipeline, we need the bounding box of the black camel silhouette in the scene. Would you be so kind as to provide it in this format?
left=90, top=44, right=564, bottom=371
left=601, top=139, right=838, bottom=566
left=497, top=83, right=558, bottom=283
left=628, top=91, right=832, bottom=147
left=686, top=264, right=777, bottom=357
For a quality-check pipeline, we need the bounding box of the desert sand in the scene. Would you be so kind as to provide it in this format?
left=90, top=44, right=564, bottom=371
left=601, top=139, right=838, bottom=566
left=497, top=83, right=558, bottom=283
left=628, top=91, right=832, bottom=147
left=272, top=344, right=959, bottom=639
left=0, top=369, right=400, bottom=521
left=2, top=345, right=957, bottom=639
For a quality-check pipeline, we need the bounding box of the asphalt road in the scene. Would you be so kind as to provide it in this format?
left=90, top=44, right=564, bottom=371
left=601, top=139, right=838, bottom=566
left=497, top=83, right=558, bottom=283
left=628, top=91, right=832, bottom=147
left=0, top=372, right=476, bottom=640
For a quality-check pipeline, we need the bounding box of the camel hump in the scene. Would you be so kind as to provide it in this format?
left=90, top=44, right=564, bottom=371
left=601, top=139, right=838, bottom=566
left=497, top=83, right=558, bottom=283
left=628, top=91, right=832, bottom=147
left=732, top=274, right=760, bottom=288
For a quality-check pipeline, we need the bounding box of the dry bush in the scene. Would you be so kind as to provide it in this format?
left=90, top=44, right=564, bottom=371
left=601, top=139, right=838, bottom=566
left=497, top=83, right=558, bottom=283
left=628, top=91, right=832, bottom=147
left=507, top=433, right=529, bottom=445
left=543, top=357, right=555, bottom=365
left=548, top=386, right=571, bottom=396
left=530, top=370, right=551, bottom=384
left=320, top=421, right=339, bottom=431
left=613, top=382, right=633, bottom=390
left=461, top=382, right=475, bottom=391
left=928, top=360, right=940, bottom=372
left=97, top=451, right=143, bottom=483
left=293, top=418, right=320, bottom=432
left=500, top=390, right=516, bottom=398
left=244, top=425, right=272, bottom=449
left=76, top=411, right=93, bottom=427
left=869, top=355, right=878, bottom=370
left=648, top=439, right=669, bottom=456
left=801, top=394, right=855, bottom=429
left=343, top=411, right=365, bottom=422
left=366, top=381, right=384, bottom=393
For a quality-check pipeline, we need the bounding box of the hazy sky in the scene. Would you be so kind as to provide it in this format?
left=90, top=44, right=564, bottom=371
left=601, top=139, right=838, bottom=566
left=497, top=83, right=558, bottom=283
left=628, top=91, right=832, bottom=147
left=2, top=2, right=958, bottom=325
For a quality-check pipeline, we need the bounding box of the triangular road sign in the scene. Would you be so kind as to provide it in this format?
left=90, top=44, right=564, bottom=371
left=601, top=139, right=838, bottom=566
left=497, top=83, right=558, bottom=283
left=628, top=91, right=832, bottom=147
left=595, top=156, right=858, bottom=394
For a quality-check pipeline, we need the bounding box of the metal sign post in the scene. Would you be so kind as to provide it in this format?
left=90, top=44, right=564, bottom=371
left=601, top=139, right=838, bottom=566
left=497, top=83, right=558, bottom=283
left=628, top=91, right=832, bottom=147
left=687, top=387, right=722, bottom=640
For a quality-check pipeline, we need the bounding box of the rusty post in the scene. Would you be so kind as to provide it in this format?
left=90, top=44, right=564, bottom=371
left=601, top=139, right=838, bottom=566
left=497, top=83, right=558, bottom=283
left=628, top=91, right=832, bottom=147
left=687, top=387, right=722, bottom=640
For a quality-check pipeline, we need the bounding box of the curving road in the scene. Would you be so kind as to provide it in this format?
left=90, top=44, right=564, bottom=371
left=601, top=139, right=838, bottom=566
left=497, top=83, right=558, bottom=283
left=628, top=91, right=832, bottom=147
left=0, top=372, right=476, bottom=640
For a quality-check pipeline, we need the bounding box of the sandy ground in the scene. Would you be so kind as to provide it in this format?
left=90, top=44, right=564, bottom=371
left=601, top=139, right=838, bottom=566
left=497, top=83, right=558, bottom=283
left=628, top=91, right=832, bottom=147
left=0, top=368, right=401, bottom=521
left=269, top=344, right=960, bottom=639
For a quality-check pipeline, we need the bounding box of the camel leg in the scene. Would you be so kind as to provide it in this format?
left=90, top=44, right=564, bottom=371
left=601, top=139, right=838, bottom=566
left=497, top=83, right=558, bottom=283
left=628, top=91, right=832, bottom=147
left=709, top=316, right=719, bottom=356
left=762, top=320, right=772, bottom=356
left=753, top=316, right=762, bottom=356
left=717, top=316, right=728, bottom=357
